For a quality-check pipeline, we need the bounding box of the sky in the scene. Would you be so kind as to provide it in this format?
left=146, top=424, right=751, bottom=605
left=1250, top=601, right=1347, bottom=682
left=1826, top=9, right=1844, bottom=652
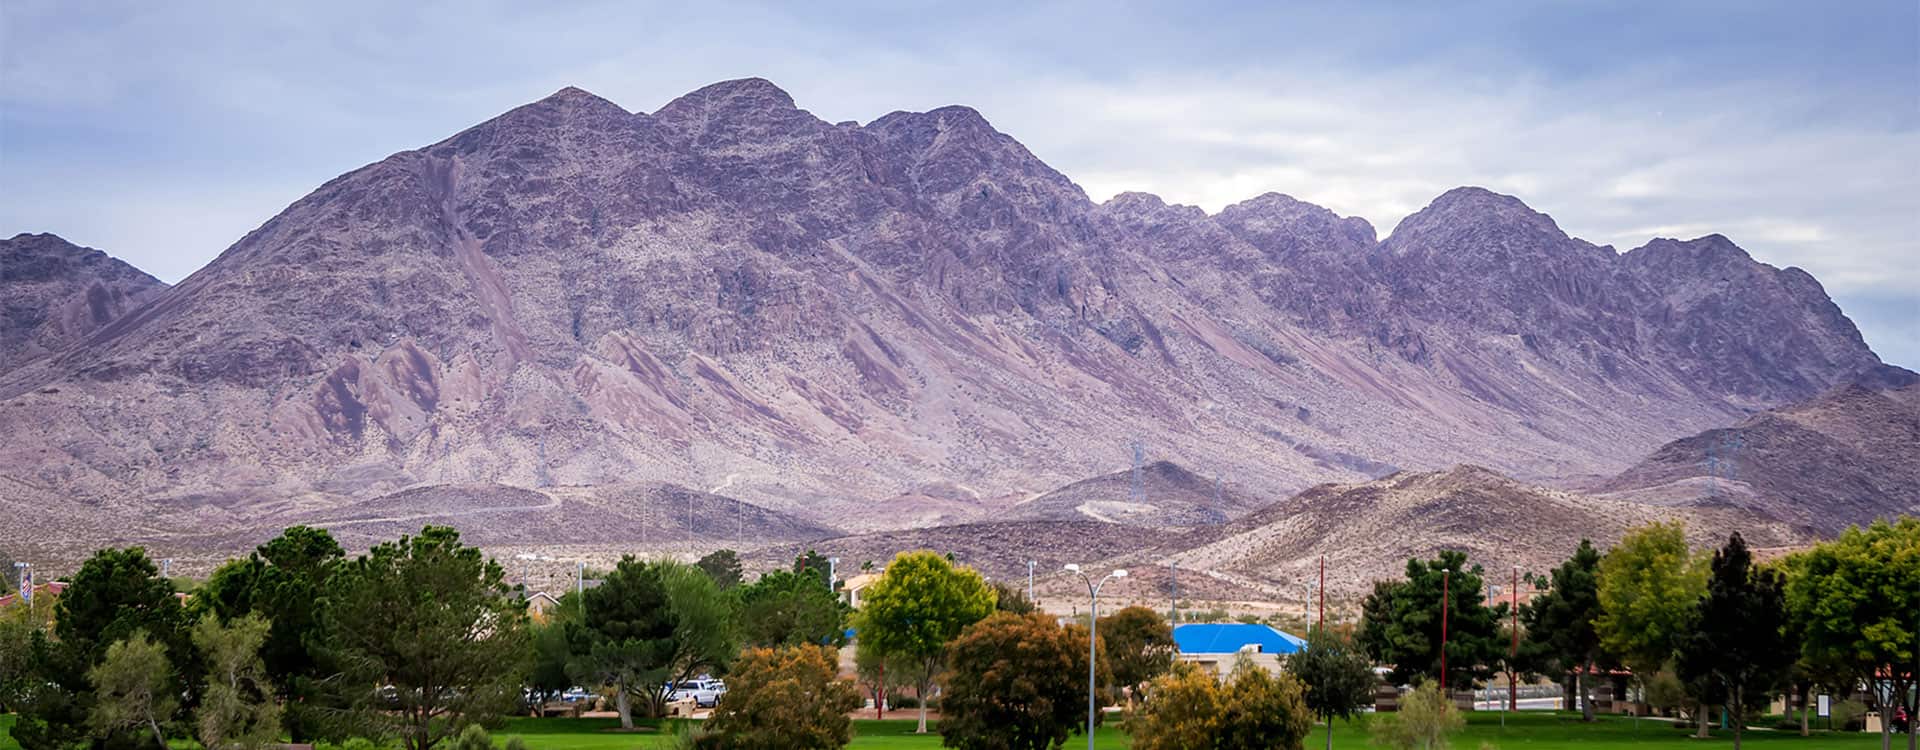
left=3, top=1, right=1916, bottom=366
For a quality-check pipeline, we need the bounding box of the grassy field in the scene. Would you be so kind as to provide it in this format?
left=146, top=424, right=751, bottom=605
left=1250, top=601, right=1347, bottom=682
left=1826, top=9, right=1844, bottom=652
left=2, top=711, right=1891, bottom=749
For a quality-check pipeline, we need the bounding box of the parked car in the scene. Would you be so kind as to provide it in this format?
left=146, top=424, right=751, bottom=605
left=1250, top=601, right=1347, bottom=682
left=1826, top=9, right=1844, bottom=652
left=665, top=679, right=727, bottom=708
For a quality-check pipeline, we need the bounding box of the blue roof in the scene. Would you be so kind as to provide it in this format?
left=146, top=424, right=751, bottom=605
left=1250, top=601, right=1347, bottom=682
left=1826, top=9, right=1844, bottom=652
left=1173, top=623, right=1305, bottom=655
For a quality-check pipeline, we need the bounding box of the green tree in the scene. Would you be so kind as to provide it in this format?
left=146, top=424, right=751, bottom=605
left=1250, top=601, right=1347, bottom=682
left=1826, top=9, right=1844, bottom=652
left=1097, top=605, right=1175, bottom=705
left=194, top=527, right=343, bottom=740
left=940, top=612, right=1096, bottom=750
left=528, top=592, right=579, bottom=704
left=15, top=547, right=191, bottom=750
left=851, top=550, right=996, bottom=733
left=192, top=613, right=282, bottom=750
left=695, top=550, right=743, bottom=590
left=88, top=631, right=177, bottom=750
left=1595, top=521, right=1708, bottom=735
left=792, top=550, right=834, bottom=590
left=1287, top=626, right=1377, bottom=750
left=1371, top=681, right=1463, bottom=750
left=1130, top=661, right=1312, bottom=750
left=704, top=645, right=862, bottom=750
left=1783, top=518, right=1920, bottom=750
left=737, top=569, right=849, bottom=648
left=652, top=562, right=739, bottom=715
left=1358, top=551, right=1503, bottom=689
left=1675, top=533, right=1791, bottom=750
left=990, top=580, right=1036, bottom=615
left=0, top=587, right=55, bottom=713
left=321, top=526, right=531, bottom=750
left=1521, top=539, right=1607, bottom=721
left=568, top=556, right=671, bottom=727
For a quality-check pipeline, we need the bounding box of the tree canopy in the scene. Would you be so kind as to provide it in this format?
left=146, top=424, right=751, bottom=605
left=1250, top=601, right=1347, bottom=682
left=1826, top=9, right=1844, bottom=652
left=1783, top=517, right=1920, bottom=750
left=1521, top=539, right=1607, bottom=721
left=703, top=645, right=861, bottom=750
left=737, top=569, right=848, bottom=648
left=851, top=550, right=995, bottom=733
left=1676, top=532, right=1792, bottom=750
left=1359, top=550, right=1503, bottom=688
left=1288, top=626, right=1377, bottom=750
left=940, top=612, right=1097, bottom=750
left=320, top=526, right=530, bottom=750
left=1097, top=605, right=1175, bottom=702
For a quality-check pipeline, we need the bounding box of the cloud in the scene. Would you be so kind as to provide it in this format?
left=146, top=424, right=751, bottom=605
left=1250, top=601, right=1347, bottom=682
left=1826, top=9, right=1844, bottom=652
left=2, top=1, right=1915, bottom=364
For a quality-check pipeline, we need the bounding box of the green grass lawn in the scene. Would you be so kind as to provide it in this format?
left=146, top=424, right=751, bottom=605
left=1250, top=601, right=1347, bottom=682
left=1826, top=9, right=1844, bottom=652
left=2, top=711, right=1887, bottom=749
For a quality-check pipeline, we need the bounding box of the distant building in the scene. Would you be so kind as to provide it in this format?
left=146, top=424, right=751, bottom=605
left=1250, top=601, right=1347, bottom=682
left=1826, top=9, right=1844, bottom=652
left=1173, top=623, right=1305, bottom=678
left=525, top=591, right=563, bottom=622
left=840, top=572, right=882, bottom=609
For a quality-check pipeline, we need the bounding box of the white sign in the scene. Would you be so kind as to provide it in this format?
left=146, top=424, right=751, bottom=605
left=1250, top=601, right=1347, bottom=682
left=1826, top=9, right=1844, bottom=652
left=1817, top=694, right=1831, bottom=717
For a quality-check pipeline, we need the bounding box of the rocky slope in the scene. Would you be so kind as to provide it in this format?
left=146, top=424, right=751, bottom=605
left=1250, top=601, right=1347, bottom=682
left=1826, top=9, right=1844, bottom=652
left=0, top=78, right=1893, bottom=559
left=1595, top=370, right=1920, bottom=532
left=0, top=234, right=167, bottom=374
left=1157, top=465, right=1807, bottom=598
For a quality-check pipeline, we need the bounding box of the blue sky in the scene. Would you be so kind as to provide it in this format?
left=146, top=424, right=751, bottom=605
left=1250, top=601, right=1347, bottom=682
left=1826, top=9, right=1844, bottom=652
left=3, top=1, right=1916, bottom=366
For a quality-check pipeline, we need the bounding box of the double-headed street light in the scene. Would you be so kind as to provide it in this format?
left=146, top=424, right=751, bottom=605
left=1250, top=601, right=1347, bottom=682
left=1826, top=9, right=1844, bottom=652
left=1065, top=563, right=1127, bottom=750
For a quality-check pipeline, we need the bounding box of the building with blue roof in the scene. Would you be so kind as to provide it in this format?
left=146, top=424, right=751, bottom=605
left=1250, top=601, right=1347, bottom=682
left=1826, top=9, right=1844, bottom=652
left=1173, top=623, right=1306, bottom=678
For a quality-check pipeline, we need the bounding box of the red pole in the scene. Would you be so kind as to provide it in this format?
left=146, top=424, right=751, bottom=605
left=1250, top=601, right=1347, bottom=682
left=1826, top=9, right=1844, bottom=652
left=1440, top=570, right=1450, bottom=697
left=1511, top=567, right=1519, bottom=712
left=1318, top=555, right=1326, bottom=628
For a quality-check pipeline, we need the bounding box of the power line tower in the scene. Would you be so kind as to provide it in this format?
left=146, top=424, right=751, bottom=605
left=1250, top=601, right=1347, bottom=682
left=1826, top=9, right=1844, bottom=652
left=1129, top=439, right=1145, bottom=503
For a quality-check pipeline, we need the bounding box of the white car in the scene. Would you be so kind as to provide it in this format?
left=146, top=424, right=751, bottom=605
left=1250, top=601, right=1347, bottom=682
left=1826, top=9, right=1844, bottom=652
left=667, top=679, right=727, bottom=708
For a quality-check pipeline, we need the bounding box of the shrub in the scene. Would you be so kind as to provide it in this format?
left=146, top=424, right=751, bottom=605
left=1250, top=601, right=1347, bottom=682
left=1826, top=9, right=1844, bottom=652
left=1372, top=682, right=1464, bottom=750
left=703, top=645, right=861, bottom=750
left=449, top=724, right=492, bottom=750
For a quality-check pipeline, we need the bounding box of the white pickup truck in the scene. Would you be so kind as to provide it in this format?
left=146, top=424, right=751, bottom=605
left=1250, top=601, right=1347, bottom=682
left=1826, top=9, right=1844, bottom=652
left=666, top=678, right=727, bottom=708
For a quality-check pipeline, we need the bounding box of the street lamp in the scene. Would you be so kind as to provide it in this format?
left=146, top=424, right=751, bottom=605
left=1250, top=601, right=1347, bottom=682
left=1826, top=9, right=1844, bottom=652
left=1065, top=564, right=1126, bottom=750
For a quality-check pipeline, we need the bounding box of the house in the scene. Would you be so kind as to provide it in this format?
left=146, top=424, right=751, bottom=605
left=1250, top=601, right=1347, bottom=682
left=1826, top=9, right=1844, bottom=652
left=1173, top=623, right=1305, bottom=678
left=840, top=572, right=882, bottom=609
left=524, top=591, right=563, bottom=622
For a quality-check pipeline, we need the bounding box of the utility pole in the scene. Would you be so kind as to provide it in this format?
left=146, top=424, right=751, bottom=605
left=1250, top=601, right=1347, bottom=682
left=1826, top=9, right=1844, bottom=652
left=1511, top=565, right=1521, bottom=714
left=1318, top=555, right=1326, bottom=628
left=1027, top=560, right=1036, bottom=603
left=1441, top=569, right=1451, bottom=697
left=1169, top=562, right=1180, bottom=626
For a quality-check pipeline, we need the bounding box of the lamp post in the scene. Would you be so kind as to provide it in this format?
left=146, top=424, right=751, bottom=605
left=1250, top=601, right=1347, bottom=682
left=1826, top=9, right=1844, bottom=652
left=1511, top=565, right=1521, bottom=714
left=1066, top=563, right=1126, bottom=750
left=1440, top=569, right=1451, bottom=697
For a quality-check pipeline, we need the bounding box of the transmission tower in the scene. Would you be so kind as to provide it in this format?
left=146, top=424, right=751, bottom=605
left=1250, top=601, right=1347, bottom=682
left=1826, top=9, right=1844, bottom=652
left=1129, top=439, right=1145, bottom=502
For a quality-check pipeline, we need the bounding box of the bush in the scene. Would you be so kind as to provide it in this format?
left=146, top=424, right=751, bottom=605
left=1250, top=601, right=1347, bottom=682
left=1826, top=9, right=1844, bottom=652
left=1372, top=682, right=1464, bottom=750
left=703, top=645, right=862, bottom=750
left=1131, top=662, right=1313, bottom=750
left=504, top=737, right=527, bottom=750
left=1832, top=699, right=1867, bottom=731
left=450, top=724, right=492, bottom=750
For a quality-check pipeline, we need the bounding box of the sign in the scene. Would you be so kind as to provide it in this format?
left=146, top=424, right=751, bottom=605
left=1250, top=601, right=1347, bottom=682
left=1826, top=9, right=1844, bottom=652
left=1817, top=694, right=1831, bottom=717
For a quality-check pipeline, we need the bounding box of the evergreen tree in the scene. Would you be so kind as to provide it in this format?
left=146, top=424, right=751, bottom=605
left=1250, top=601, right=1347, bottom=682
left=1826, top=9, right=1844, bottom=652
left=695, top=549, right=743, bottom=590
left=1358, top=551, right=1503, bottom=690
left=321, top=526, right=530, bottom=750
left=737, top=569, right=849, bottom=648
left=1676, top=533, right=1794, bottom=749
left=1520, top=539, right=1607, bottom=721
left=88, top=631, right=177, bottom=750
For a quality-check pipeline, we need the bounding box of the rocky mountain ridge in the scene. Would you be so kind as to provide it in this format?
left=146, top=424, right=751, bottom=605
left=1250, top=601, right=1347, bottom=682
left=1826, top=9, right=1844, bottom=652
left=0, top=78, right=1895, bottom=560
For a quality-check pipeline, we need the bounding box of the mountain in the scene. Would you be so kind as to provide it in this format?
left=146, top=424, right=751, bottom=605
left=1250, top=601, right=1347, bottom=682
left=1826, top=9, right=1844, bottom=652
left=1158, top=465, right=1807, bottom=598
left=0, top=78, right=1892, bottom=561
left=1595, top=371, right=1920, bottom=532
left=0, top=233, right=167, bottom=374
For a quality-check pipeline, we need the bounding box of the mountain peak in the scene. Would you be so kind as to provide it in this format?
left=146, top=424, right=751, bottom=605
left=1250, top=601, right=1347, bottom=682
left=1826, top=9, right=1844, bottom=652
left=655, top=77, right=798, bottom=120
left=1386, top=185, right=1568, bottom=246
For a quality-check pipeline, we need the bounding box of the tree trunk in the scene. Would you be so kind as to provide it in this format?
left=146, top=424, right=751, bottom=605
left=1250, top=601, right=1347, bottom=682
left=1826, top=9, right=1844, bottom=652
left=1579, top=666, right=1594, bottom=722
left=1697, top=701, right=1711, bottom=738
left=615, top=686, right=633, bottom=730
left=1732, top=686, right=1743, bottom=750
left=917, top=677, right=931, bottom=734
left=147, top=716, right=167, bottom=750
left=1325, top=715, right=1334, bottom=750
left=1799, top=685, right=1809, bottom=737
